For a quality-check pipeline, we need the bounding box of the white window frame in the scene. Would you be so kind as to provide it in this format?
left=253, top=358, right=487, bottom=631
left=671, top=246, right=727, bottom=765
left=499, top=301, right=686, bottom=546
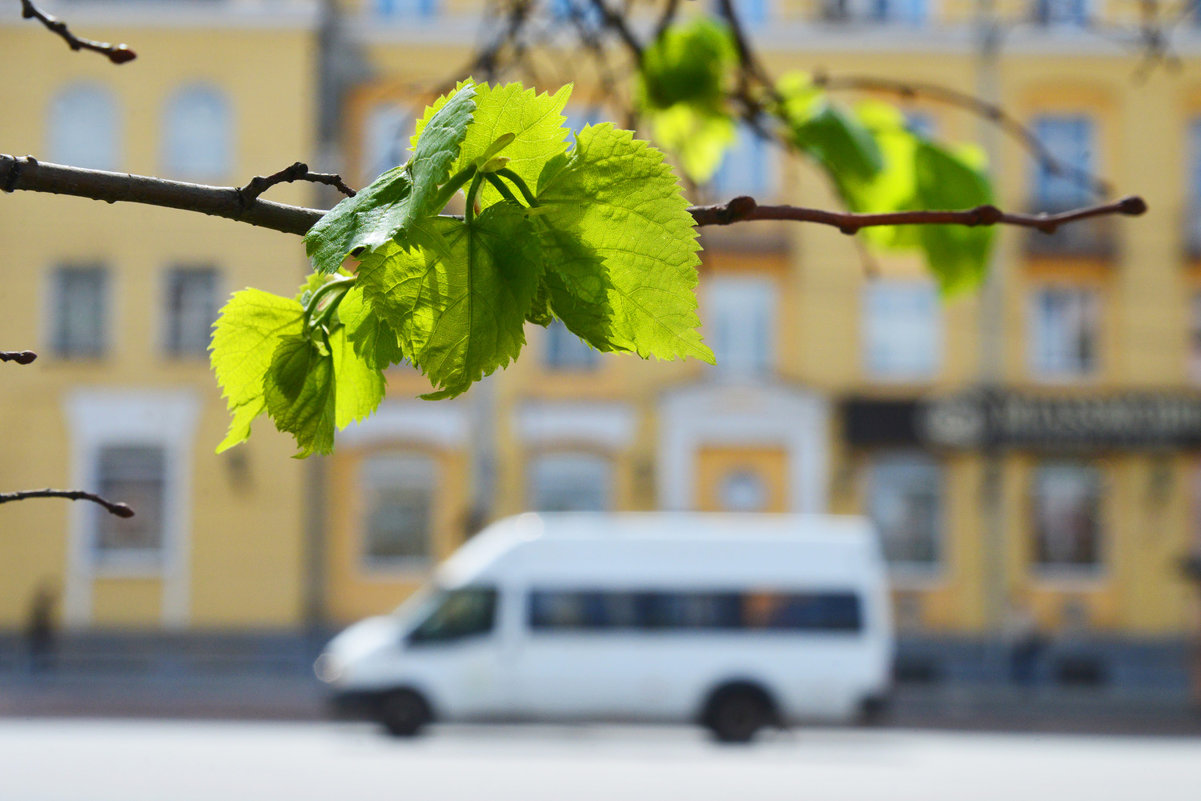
left=1030, top=462, right=1106, bottom=583
left=162, top=266, right=221, bottom=359
left=48, top=265, right=110, bottom=360
left=866, top=453, right=945, bottom=582
left=527, top=451, right=614, bottom=512
left=48, top=82, right=119, bottom=171
left=861, top=279, right=942, bottom=382
left=1027, top=285, right=1101, bottom=381
left=358, top=451, right=438, bottom=574
left=1030, top=114, right=1095, bottom=211
left=711, top=123, right=779, bottom=201
left=161, top=84, right=232, bottom=180
left=62, top=391, right=200, bottom=627
left=362, top=102, right=414, bottom=184
left=705, top=275, right=776, bottom=380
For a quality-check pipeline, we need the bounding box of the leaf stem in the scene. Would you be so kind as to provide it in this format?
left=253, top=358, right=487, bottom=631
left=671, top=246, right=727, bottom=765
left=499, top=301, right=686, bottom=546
left=464, top=172, right=485, bottom=224
left=429, top=165, right=478, bottom=214
left=484, top=172, right=522, bottom=206
left=494, top=168, right=539, bottom=208
left=303, top=275, right=356, bottom=330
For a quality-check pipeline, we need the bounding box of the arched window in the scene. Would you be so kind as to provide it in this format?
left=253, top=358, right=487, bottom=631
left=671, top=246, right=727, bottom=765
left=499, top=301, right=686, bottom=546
left=48, top=83, right=119, bottom=170
left=162, top=84, right=232, bottom=179
left=527, top=452, right=612, bottom=512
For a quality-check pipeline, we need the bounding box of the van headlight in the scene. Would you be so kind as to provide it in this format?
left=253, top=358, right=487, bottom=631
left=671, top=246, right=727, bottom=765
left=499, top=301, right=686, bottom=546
left=313, top=652, right=343, bottom=684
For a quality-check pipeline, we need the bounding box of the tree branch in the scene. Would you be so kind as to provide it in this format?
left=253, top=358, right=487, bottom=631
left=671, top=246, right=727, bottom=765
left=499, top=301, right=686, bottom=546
left=0, top=350, right=37, bottom=364
left=690, top=194, right=1148, bottom=234
left=16, top=0, right=136, bottom=64
left=0, top=488, right=134, bottom=518
left=0, top=154, right=1147, bottom=239
left=237, top=162, right=356, bottom=207
left=1, top=154, right=325, bottom=237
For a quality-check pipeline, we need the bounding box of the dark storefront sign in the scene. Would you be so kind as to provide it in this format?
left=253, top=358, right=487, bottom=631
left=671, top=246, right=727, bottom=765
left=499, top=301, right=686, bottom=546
left=845, top=391, right=1201, bottom=451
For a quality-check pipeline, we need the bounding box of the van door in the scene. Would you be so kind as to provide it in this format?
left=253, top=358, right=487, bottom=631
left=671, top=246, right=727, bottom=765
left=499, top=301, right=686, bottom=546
left=510, top=589, right=653, bottom=721
left=402, top=586, right=508, bottom=720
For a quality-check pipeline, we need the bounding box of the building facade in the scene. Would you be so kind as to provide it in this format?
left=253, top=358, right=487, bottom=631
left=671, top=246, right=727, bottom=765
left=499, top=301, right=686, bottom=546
left=3, top=0, right=1201, bottom=689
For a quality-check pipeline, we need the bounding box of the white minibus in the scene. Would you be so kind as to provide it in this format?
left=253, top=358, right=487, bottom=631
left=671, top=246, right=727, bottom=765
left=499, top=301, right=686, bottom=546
left=316, top=512, right=894, bottom=742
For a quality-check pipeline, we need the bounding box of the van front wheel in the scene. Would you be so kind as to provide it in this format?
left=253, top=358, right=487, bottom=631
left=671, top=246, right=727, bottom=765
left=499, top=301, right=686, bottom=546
left=378, top=689, right=431, bottom=737
left=705, top=688, right=773, bottom=744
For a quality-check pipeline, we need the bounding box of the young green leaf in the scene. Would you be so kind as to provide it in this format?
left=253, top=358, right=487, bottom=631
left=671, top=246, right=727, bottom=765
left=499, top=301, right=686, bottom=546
left=338, top=283, right=407, bottom=371
left=638, top=18, right=736, bottom=112
left=329, top=322, right=387, bottom=429
left=777, top=73, right=882, bottom=185
left=913, top=141, right=995, bottom=295
left=210, top=289, right=306, bottom=453
left=263, top=335, right=337, bottom=457
left=536, top=123, right=713, bottom=364
left=647, top=103, right=736, bottom=184
left=448, top=82, right=571, bottom=209
left=303, top=82, right=478, bottom=274
left=357, top=202, right=546, bottom=399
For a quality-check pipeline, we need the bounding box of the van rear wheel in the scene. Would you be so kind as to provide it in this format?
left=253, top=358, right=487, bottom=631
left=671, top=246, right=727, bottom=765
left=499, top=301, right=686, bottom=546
left=378, top=689, right=431, bottom=737
left=705, top=689, right=772, bottom=744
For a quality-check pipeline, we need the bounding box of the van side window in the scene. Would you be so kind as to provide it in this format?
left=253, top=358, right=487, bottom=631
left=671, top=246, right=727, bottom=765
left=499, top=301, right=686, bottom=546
left=528, top=590, right=861, bottom=632
left=409, top=587, right=497, bottom=645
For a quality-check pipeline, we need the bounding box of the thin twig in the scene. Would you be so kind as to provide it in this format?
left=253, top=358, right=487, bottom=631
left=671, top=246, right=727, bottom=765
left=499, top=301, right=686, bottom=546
left=812, top=73, right=1111, bottom=198
left=0, top=488, right=134, bottom=518
left=0, top=154, right=1146, bottom=237
left=0, top=350, right=37, bottom=364
left=237, top=161, right=355, bottom=207
left=16, top=0, right=136, bottom=64
left=689, top=194, right=1147, bottom=234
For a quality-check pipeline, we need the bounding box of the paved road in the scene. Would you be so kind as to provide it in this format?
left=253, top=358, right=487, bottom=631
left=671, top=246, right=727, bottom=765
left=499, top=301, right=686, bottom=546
left=1, top=719, right=1199, bottom=801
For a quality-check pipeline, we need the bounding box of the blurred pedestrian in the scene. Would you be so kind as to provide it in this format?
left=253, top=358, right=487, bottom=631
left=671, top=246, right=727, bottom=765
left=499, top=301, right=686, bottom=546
left=1004, top=598, right=1043, bottom=687
left=25, top=580, right=58, bottom=674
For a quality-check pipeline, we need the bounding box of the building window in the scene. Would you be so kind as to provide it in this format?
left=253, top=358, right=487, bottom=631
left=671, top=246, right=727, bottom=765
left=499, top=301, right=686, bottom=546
left=362, top=103, right=413, bottom=182
left=1030, top=114, right=1094, bottom=211
left=51, top=266, right=108, bottom=359
left=1190, top=292, right=1201, bottom=383
left=162, top=84, right=232, bottom=179
left=164, top=267, right=219, bottom=358
left=1187, top=119, right=1201, bottom=255
left=706, top=276, right=775, bottom=379
left=709, top=0, right=772, bottom=25
left=871, top=0, right=927, bottom=24
left=867, top=455, right=943, bottom=571
left=1028, top=286, right=1100, bottom=379
left=375, top=0, right=439, bottom=19
left=528, top=452, right=612, bottom=512
left=550, top=0, right=603, bottom=26
left=93, top=445, right=166, bottom=563
left=719, top=470, right=769, bottom=513
left=861, top=280, right=941, bottom=381
left=1033, top=0, right=1090, bottom=26
left=360, top=453, right=436, bottom=567
left=545, top=319, right=599, bottom=370
left=711, top=123, right=778, bottom=200
left=48, top=83, right=119, bottom=170
left=1032, top=463, right=1103, bottom=571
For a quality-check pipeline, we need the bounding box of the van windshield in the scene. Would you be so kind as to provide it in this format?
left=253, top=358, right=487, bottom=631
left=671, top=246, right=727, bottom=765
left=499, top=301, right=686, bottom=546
left=407, top=586, right=498, bottom=645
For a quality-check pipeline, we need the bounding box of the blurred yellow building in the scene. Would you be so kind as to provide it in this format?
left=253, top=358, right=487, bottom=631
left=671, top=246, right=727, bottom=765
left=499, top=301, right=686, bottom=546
left=2, top=0, right=1201, bottom=688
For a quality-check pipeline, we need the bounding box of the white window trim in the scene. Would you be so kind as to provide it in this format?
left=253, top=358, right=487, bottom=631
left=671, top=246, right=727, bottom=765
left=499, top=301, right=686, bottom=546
left=62, top=390, right=200, bottom=628
left=860, top=279, right=942, bottom=383
left=1026, top=285, right=1102, bottom=383
left=1029, top=464, right=1108, bottom=583
left=705, top=275, right=777, bottom=381
left=526, top=451, right=615, bottom=512
left=514, top=402, right=637, bottom=451
left=357, top=452, right=439, bottom=576
left=158, top=266, right=223, bottom=360
left=866, top=454, right=947, bottom=587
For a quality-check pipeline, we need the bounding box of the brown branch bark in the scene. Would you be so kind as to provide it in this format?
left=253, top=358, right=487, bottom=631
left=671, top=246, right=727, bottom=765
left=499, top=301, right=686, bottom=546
left=0, top=350, right=37, bottom=364
left=237, top=162, right=356, bottom=207
left=1, top=154, right=325, bottom=237
left=17, top=0, right=136, bottom=64
left=0, top=154, right=1147, bottom=238
left=0, top=488, right=134, bottom=518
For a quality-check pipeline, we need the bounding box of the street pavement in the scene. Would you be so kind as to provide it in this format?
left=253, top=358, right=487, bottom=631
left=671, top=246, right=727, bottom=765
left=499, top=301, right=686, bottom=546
left=0, top=719, right=1199, bottom=801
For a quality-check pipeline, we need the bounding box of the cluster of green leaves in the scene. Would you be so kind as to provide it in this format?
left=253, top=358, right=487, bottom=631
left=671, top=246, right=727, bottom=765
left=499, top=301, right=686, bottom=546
left=211, top=80, right=712, bottom=456
left=637, top=18, right=994, bottom=294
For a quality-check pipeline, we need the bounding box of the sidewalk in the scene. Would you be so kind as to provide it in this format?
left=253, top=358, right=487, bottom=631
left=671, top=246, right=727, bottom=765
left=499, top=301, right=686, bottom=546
left=3, top=668, right=1200, bottom=735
